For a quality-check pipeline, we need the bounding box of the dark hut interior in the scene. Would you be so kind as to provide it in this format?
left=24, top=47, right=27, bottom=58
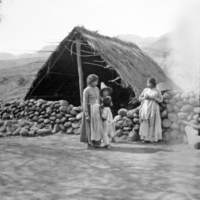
left=26, top=41, right=134, bottom=114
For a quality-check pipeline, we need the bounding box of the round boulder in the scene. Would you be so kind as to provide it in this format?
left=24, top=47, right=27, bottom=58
left=73, top=128, right=81, bottom=135
left=181, top=105, right=194, bottom=113
left=116, top=120, right=124, bottom=128
left=162, top=119, right=171, bottom=128
left=128, top=130, right=138, bottom=141
left=118, top=109, right=127, bottom=117
left=193, top=107, right=200, bottom=114
left=178, top=112, right=188, bottom=119
left=115, top=129, right=123, bottom=137
left=168, top=112, right=178, bottom=122
left=113, top=115, right=123, bottom=123
left=189, top=98, right=198, bottom=107
left=66, top=127, right=74, bottom=134
left=64, top=122, right=72, bottom=128
left=20, top=128, right=29, bottom=136
left=169, top=130, right=180, bottom=139
left=76, top=112, right=83, bottom=120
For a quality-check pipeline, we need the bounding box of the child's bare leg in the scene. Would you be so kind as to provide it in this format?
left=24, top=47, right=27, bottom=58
left=103, top=131, right=112, bottom=149
left=109, top=124, right=116, bottom=143
left=111, top=137, right=117, bottom=143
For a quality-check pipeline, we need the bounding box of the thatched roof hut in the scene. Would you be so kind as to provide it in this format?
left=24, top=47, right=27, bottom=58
left=25, top=26, right=173, bottom=110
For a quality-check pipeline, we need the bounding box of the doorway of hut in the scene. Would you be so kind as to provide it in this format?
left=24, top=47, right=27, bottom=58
left=67, top=61, right=136, bottom=117
left=39, top=42, right=139, bottom=116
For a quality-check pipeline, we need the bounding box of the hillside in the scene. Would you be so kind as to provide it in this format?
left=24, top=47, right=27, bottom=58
left=0, top=44, right=58, bottom=103
left=0, top=57, right=46, bottom=103
left=0, top=45, right=57, bottom=61
left=0, top=53, right=16, bottom=60
left=118, top=33, right=172, bottom=67
left=117, top=34, right=157, bottom=49
left=0, top=57, right=45, bottom=70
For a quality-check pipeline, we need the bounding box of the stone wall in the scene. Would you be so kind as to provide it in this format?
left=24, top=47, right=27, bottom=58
left=0, top=99, right=82, bottom=137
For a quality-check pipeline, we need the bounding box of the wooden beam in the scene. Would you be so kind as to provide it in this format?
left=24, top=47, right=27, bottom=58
left=75, top=36, right=84, bottom=107
left=83, top=62, right=114, bottom=70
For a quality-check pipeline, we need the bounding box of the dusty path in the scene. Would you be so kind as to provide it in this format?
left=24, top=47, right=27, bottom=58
left=0, top=134, right=200, bottom=200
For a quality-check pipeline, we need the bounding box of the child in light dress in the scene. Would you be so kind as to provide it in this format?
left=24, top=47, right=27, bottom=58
left=100, top=83, right=116, bottom=143
left=101, top=96, right=116, bottom=149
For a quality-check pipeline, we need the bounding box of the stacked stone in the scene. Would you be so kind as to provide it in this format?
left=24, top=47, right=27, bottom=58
left=0, top=99, right=83, bottom=137
left=113, top=90, right=200, bottom=143
left=160, top=90, right=200, bottom=142
left=114, top=108, right=140, bottom=141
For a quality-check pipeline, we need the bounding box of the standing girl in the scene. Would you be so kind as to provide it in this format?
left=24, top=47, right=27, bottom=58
left=139, top=77, right=163, bottom=142
left=80, top=74, right=103, bottom=149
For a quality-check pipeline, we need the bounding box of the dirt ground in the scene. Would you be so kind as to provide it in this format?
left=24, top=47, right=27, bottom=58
left=0, top=134, right=200, bottom=200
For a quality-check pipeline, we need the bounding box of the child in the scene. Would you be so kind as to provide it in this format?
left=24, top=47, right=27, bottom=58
left=80, top=74, right=103, bottom=149
left=100, top=82, right=116, bottom=143
left=102, top=96, right=116, bottom=149
left=100, top=82, right=113, bottom=106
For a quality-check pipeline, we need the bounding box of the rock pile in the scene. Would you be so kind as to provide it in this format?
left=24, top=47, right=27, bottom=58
left=0, top=99, right=82, bottom=137
left=114, top=108, right=140, bottom=141
left=160, top=90, right=200, bottom=142
left=1, top=90, right=199, bottom=142
left=114, top=90, right=200, bottom=143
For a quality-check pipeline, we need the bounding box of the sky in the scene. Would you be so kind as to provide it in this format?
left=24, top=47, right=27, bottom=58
left=0, top=0, right=183, bottom=55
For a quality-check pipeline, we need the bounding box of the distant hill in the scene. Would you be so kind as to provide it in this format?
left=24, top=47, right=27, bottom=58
left=0, top=53, right=16, bottom=60
left=117, top=34, right=157, bottom=48
left=118, top=33, right=172, bottom=68
left=0, top=45, right=57, bottom=61
left=0, top=57, right=46, bottom=71
left=0, top=45, right=57, bottom=99
left=32, top=45, right=57, bottom=59
left=0, top=56, right=47, bottom=100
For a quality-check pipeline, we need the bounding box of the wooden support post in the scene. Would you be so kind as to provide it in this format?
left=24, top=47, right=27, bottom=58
left=75, top=36, right=84, bottom=107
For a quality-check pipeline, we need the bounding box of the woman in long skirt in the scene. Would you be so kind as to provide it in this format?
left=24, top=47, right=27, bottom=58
left=80, top=74, right=103, bottom=149
left=139, top=77, right=163, bottom=142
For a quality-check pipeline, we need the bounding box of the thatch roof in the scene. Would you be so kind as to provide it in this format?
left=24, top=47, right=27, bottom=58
left=25, top=26, right=174, bottom=102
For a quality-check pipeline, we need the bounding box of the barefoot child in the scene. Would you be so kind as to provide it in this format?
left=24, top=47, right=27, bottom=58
left=80, top=74, right=103, bottom=149
left=101, top=96, right=116, bottom=149
left=100, top=83, right=116, bottom=143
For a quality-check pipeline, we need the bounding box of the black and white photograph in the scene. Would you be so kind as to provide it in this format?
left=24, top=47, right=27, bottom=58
left=0, top=0, right=200, bottom=199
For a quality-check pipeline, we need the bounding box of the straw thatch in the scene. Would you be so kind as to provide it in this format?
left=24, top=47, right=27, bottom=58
left=25, top=26, right=173, bottom=103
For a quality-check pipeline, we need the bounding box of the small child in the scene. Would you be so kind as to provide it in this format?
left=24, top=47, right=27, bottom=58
left=101, top=96, right=116, bottom=149
left=100, top=82, right=113, bottom=107
left=100, top=82, right=116, bottom=143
